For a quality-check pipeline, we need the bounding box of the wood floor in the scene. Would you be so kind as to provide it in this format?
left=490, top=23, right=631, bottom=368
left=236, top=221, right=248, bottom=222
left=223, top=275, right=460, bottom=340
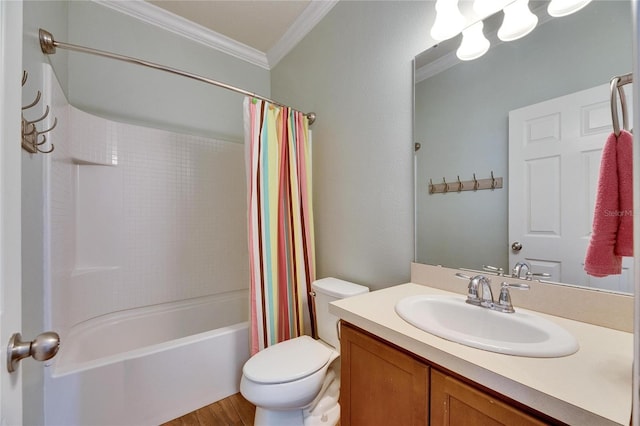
left=161, top=393, right=256, bottom=426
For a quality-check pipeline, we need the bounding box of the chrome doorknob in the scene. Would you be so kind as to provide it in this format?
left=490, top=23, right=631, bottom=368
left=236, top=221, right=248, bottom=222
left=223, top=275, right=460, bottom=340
left=7, top=331, right=60, bottom=373
left=511, top=241, right=523, bottom=252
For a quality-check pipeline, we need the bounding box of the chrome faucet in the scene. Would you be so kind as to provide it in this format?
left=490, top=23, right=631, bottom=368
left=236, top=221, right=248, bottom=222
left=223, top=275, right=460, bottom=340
left=455, top=273, right=529, bottom=313
left=511, top=261, right=551, bottom=281
left=511, top=261, right=530, bottom=279
left=477, top=276, right=494, bottom=308
left=455, top=273, right=493, bottom=308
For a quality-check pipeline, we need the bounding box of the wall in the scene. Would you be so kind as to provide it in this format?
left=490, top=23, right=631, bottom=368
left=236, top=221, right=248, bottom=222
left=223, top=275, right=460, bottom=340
left=271, top=1, right=434, bottom=290
left=414, top=1, right=632, bottom=272
left=66, top=1, right=270, bottom=142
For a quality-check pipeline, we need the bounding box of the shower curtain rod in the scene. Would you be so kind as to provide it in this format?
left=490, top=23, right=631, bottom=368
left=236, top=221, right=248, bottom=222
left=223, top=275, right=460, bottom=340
left=38, top=29, right=316, bottom=125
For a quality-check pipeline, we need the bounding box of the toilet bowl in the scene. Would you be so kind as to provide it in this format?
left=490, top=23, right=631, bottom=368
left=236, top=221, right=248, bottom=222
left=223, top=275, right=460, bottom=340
left=240, top=278, right=368, bottom=426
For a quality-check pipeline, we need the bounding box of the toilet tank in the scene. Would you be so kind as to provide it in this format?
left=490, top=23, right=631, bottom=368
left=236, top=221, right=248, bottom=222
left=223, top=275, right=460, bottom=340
left=312, top=278, right=369, bottom=350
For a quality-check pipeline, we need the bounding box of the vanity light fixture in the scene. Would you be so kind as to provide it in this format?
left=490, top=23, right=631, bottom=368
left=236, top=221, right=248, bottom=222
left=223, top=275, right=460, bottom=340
left=497, top=0, right=538, bottom=42
left=547, top=0, right=593, bottom=17
left=431, top=0, right=593, bottom=62
left=430, top=0, right=466, bottom=41
left=473, top=0, right=511, bottom=18
left=456, top=21, right=490, bottom=61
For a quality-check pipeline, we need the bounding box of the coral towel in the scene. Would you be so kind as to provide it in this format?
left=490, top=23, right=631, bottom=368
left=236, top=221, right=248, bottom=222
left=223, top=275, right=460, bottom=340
left=584, top=130, right=633, bottom=277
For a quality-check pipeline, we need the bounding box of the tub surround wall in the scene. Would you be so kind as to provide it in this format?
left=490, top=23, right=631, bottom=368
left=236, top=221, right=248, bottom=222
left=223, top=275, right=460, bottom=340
left=48, top=65, right=249, bottom=336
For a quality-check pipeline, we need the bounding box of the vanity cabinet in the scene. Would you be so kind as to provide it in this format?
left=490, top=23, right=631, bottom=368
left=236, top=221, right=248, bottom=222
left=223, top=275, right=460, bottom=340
left=340, top=322, right=552, bottom=426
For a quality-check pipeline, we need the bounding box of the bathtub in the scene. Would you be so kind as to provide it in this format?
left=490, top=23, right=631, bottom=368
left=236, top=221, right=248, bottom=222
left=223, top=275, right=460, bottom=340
left=44, top=290, right=250, bottom=426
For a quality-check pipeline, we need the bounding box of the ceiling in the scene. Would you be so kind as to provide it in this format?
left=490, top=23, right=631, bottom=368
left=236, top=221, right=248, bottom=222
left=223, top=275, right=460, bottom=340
left=147, top=0, right=312, bottom=53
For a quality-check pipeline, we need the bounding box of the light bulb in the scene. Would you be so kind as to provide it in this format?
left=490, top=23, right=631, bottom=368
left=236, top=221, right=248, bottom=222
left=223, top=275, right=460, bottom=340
left=456, top=21, right=490, bottom=61
left=430, top=0, right=466, bottom=41
left=547, top=0, right=593, bottom=17
left=498, top=0, right=538, bottom=42
left=473, top=0, right=511, bottom=19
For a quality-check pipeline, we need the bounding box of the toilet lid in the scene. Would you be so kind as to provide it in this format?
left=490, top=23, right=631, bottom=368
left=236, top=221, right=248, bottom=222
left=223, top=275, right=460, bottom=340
left=243, top=336, right=334, bottom=384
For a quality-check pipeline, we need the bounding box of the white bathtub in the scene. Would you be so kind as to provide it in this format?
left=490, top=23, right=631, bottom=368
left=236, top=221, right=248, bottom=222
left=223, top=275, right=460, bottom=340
left=44, top=290, right=250, bottom=426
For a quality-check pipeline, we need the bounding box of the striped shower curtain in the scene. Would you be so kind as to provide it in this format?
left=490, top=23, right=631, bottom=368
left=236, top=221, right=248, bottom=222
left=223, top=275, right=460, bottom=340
left=243, top=97, right=316, bottom=355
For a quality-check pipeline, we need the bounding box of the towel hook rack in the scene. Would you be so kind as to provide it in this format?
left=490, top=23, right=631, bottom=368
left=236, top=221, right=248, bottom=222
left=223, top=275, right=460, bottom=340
left=428, top=172, right=503, bottom=195
left=21, top=71, right=56, bottom=154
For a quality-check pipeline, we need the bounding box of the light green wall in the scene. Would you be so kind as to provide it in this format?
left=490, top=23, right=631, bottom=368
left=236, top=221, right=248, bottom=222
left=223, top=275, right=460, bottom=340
left=415, top=1, right=632, bottom=272
left=271, top=1, right=434, bottom=290
left=66, top=1, right=270, bottom=142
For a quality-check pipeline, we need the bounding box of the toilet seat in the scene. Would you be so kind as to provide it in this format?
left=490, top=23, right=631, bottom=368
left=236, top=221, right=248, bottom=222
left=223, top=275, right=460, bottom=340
left=243, top=336, right=334, bottom=384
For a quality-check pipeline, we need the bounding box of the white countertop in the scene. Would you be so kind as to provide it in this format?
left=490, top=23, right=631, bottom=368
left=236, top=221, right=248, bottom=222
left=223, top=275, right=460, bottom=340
left=330, top=283, right=633, bottom=425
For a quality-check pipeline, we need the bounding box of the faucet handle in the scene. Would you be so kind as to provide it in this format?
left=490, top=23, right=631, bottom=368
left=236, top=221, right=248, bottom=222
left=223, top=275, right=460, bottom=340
left=495, top=282, right=530, bottom=313
left=482, top=265, right=504, bottom=276
left=526, top=271, right=551, bottom=280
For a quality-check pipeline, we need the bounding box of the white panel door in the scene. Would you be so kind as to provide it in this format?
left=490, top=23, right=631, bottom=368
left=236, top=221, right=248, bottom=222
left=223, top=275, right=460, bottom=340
left=0, top=0, right=24, bottom=424
left=509, top=83, right=634, bottom=293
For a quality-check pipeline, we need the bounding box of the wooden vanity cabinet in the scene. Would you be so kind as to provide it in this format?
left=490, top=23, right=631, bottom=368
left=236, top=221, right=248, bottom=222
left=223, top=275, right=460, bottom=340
left=340, top=321, right=429, bottom=426
left=340, top=322, right=552, bottom=426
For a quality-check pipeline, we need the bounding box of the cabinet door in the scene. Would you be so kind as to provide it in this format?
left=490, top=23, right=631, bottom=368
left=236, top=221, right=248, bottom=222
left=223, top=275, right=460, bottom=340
left=430, top=370, right=547, bottom=426
left=340, top=323, right=429, bottom=426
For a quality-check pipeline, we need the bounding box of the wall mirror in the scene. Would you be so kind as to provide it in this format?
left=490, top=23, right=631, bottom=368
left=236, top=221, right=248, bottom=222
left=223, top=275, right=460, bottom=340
left=414, top=1, right=634, bottom=294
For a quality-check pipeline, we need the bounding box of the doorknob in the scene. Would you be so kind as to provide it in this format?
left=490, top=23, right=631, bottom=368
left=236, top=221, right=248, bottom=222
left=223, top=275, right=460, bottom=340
left=511, top=241, right=523, bottom=252
left=7, top=331, right=60, bottom=373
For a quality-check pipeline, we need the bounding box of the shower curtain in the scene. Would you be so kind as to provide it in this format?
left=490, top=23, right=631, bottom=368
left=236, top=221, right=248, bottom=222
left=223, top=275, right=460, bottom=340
left=243, top=97, right=316, bottom=355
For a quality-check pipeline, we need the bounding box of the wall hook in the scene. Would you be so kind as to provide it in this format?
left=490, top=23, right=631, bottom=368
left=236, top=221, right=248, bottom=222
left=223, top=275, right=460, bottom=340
left=21, top=70, right=56, bottom=154
left=22, top=91, right=41, bottom=110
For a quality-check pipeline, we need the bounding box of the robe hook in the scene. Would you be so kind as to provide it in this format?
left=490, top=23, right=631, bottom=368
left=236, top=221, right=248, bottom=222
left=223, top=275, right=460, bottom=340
left=22, top=91, right=41, bottom=110
left=38, top=117, right=58, bottom=135
left=27, top=105, right=50, bottom=125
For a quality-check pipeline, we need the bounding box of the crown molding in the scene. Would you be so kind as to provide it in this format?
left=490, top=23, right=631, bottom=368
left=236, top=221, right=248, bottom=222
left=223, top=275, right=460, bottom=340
left=94, top=0, right=270, bottom=70
left=267, top=1, right=339, bottom=68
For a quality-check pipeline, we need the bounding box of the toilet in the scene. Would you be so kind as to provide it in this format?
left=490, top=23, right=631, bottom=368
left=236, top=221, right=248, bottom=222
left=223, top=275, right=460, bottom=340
left=240, top=277, right=369, bottom=426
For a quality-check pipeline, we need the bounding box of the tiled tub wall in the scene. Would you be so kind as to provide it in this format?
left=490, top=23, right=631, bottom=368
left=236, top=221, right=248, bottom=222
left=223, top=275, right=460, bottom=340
left=49, top=75, right=249, bottom=334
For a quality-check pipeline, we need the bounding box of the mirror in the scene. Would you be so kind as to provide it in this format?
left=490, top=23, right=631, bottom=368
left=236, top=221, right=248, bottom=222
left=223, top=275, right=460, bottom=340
left=414, top=1, right=633, bottom=293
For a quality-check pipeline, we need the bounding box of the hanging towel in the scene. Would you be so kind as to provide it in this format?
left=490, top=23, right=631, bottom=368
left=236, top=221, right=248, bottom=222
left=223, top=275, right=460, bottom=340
left=584, top=130, right=633, bottom=277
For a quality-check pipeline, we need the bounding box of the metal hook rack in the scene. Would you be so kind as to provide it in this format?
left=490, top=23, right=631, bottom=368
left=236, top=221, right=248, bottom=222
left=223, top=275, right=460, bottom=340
left=21, top=71, right=56, bottom=154
left=429, top=171, right=502, bottom=194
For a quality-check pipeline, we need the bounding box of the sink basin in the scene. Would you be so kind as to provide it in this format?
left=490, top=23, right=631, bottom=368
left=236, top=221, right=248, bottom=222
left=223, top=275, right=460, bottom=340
left=395, top=295, right=579, bottom=357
